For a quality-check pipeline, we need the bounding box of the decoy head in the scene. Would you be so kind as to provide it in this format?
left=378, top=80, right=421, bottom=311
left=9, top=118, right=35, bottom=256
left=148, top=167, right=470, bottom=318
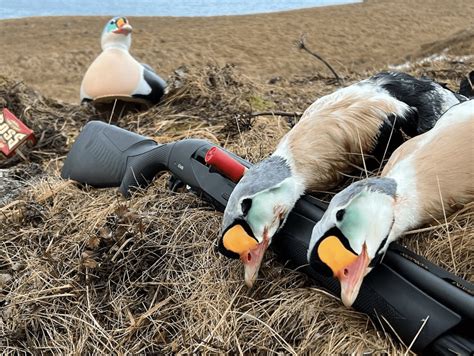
left=218, top=156, right=303, bottom=288
left=101, top=17, right=133, bottom=50
left=307, top=177, right=397, bottom=307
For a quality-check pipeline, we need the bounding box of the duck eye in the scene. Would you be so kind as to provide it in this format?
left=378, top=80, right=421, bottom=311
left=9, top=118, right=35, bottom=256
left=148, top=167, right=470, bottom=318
left=241, top=199, right=252, bottom=216
left=336, top=209, right=345, bottom=221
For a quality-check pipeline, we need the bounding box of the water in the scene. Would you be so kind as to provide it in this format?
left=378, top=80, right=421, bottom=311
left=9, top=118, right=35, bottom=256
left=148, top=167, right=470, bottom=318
left=1, top=0, right=361, bottom=20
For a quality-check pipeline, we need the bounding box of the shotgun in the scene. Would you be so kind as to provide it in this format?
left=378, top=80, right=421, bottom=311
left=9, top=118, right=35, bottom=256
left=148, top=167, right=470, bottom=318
left=61, top=121, right=474, bottom=355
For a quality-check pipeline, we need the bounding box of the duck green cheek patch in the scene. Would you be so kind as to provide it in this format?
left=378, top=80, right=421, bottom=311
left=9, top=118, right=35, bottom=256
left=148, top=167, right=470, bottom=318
left=0, top=108, right=36, bottom=157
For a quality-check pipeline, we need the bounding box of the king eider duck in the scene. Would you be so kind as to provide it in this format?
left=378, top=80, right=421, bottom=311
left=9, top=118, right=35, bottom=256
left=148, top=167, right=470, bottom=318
left=307, top=100, right=474, bottom=307
left=218, top=71, right=467, bottom=288
left=459, top=70, right=474, bottom=98
left=80, top=17, right=166, bottom=107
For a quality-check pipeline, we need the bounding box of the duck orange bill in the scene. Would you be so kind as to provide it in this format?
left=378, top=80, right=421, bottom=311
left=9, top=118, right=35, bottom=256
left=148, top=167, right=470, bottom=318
left=317, top=237, right=370, bottom=307
left=114, top=18, right=132, bottom=34
left=222, top=224, right=268, bottom=288
left=222, top=224, right=258, bottom=255
left=242, top=241, right=268, bottom=288
left=337, top=243, right=369, bottom=307
left=116, top=18, right=126, bottom=28
left=0, top=108, right=36, bottom=158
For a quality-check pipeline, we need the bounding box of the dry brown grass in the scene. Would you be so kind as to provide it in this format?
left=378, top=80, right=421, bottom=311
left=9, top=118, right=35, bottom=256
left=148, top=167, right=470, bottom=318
left=1, top=58, right=472, bottom=354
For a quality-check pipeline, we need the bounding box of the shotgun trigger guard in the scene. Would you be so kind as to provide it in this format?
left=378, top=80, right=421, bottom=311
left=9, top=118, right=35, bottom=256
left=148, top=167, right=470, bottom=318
left=168, top=175, right=186, bottom=193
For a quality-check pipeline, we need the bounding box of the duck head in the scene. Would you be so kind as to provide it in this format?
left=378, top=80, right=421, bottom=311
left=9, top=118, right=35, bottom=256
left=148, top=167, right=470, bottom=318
left=307, top=177, right=397, bottom=307
left=219, top=156, right=304, bottom=288
left=101, top=17, right=133, bottom=50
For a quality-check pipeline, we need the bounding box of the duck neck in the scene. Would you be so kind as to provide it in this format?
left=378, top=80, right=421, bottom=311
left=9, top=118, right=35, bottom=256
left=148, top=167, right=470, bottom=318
left=270, top=153, right=307, bottom=204
left=385, top=162, right=421, bottom=241
left=102, top=42, right=130, bottom=51
left=273, top=134, right=342, bottom=192
left=101, top=34, right=131, bottom=51
left=283, top=174, right=307, bottom=208
left=272, top=138, right=309, bottom=194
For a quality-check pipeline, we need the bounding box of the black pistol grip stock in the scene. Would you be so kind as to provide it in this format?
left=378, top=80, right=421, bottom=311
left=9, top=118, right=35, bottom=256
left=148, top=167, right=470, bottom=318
left=61, top=120, right=176, bottom=195
left=118, top=139, right=232, bottom=198
left=61, top=121, right=156, bottom=186
left=119, top=143, right=174, bottom=197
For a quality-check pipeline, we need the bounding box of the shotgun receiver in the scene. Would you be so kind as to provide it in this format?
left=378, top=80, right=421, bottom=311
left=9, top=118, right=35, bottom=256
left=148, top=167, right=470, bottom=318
left=62, top=121, right=474, bottom=355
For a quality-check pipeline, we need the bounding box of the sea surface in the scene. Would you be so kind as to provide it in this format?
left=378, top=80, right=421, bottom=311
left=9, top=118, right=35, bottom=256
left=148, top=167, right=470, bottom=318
left=1, top=0, right=361, bottom=20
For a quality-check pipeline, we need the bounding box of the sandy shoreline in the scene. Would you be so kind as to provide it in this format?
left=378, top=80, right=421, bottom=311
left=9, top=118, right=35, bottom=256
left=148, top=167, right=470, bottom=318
left=0, top=0, right=473, bottom=103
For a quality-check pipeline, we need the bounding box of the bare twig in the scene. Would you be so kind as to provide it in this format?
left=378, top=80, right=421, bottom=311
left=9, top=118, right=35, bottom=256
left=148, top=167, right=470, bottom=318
left=297, top=34, right=343, bottom=85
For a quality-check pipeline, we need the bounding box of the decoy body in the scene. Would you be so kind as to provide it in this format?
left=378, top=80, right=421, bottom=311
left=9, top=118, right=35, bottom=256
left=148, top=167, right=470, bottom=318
left=219, top=71, right=466, bottom=287
left=307, top=100, right=474, bottom=307
left=80, top=17, right=166, bottom=106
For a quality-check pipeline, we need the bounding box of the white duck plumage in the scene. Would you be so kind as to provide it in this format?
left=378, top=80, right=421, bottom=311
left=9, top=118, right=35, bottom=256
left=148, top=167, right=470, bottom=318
left=307, top=100, right=474, bottom=307
left=218, top=71, right=467, bottom=287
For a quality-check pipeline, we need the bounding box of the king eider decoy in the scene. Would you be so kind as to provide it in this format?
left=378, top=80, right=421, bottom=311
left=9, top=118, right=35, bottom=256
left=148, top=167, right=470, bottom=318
left=80, top=17, right=166, bottom=107
left=219, top=71, right=467, bottom=288
left=307, top=100, right=474, bottom=307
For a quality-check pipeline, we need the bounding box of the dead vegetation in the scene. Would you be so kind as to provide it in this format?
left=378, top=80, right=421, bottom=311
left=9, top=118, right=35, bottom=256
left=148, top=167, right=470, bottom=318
left=1, top=57, right=473, bottom=354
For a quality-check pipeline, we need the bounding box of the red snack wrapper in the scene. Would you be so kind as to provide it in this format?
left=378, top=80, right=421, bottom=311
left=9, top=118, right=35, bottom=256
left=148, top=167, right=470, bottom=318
left=0, top=108, right=36, bottom=157
left=205, top=146, right=246, bottom=183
